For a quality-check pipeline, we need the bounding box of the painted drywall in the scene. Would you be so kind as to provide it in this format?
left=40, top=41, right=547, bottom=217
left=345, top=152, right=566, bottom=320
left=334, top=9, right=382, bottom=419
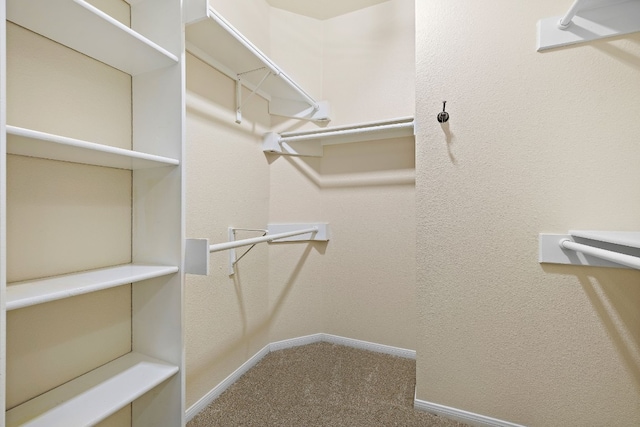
left=5, top=16, right=132, bottom=426
left=267, top=0, right=416, bottom=349
left=185, top=0, right=416, bottom=410
left=184, top=51, right=272, bottom=408
left=415, top=1, right=640, bottom=426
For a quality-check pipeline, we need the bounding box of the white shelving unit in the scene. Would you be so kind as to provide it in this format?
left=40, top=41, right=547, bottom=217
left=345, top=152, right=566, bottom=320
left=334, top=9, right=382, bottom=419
left=184, top=0, right=330, bottom=123
left=1, top=0, right=185, bottom=426
left=262, top=117, right=415, bottom=157
left=539, top=231, right=640, bottom=269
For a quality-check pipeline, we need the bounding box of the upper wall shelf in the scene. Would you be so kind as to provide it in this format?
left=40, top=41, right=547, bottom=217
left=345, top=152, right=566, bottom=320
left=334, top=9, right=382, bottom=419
left=7, top=126, right=180, bottom=169
left=262, top=117, right=415, bottom=157
left=7, top=0, right=178, bottom=75
left=185, top=1, right=330, bottom=123
left=539, top=230, right=640, bottom=269
left=537, top=0, right=640, bottom=51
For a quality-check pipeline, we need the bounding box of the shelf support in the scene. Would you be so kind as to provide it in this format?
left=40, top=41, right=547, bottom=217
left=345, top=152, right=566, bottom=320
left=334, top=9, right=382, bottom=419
left=185, top=223, right=330, bottom=276
left=537, top=0, right=640, bottom=51
left=539, top=233, right=640, bottom=269
left=236, top=68, right=271, bottom=124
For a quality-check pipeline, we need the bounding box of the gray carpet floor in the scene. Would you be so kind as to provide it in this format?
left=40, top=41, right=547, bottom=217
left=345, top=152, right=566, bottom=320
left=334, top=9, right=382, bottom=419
left=188, top=342, right=469, bottom=426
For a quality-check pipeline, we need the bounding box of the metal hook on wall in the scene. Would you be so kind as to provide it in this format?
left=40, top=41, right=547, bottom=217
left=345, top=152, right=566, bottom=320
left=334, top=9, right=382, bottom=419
left=437, top=101, right=449, bottom=123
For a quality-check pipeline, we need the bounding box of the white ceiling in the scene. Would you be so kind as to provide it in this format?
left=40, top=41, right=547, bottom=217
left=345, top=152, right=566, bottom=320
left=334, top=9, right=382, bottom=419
left=266, top=0, right=389, bottom=20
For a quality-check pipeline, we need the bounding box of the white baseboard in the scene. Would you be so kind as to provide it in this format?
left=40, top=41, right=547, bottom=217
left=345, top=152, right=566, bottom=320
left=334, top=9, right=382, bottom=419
left=270, top=333, right=416, bottom=359
left=414, top=397, right=526, bottom=427
left=186, top=333, right=415, bottom=421
left=185, top=344, right=270, bottom=422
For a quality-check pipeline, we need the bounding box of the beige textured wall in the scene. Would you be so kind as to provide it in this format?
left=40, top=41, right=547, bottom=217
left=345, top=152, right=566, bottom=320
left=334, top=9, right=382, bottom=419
left=185, top=0, right=416, bottom=410
left=184, top=52, right=272, bottom=408
left=6, top=1, right=133, bottom=423
left=266, top=0, right=415, bottom=348
left=416, top=1, right=640, bottom=426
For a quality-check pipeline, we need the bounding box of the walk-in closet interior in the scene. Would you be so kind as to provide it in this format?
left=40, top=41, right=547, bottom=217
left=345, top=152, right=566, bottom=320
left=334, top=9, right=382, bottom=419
left=0, top=0, right=639, bottom=426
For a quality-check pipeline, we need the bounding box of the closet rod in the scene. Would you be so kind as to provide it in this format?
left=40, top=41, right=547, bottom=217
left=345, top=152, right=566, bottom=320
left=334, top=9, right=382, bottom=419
left=558, top=0, right=581, bottom=29
left=205, top=6, right=319, bottom=110
left=210, top=227, right=318, bottom=253
left=279, top=120, right=414, bottom=144
left=560, top=239, right=640, bottom=270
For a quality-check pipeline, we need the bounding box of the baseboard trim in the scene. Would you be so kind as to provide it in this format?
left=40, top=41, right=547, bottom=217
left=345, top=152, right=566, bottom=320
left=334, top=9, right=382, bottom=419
left=186, top=333, right=415, bottom=421
left=270, top=333, right=416, bottom=359
left=185, top=344, right=270, bottom=422
left=414, top=397, right=526, bottom=427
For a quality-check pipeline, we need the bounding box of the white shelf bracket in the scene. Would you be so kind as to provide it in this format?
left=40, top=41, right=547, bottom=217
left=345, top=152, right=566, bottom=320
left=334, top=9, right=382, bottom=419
left=539, top=232, right=640, bottom=269
left=537, top=0, right=640, bottom=51
left=185, top=223, right=330, bottom=276
left=236, top=67, right=271, bottom=124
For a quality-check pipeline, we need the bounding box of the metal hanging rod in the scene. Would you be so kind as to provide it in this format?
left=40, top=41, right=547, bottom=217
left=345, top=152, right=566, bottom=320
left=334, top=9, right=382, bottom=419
left=185, top=224, right=330, bottom=276
left=279, top=121, right=414, bottom=144
left=209, top=227, right=318, bottom=253
left=559, top=239, right=640, bottom=270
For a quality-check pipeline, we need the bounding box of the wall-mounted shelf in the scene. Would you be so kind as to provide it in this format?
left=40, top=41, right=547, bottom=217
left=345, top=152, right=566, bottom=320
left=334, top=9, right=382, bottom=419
left=6, top=0, right=179, bottom=75
left=185, top=1, right=330, bottom=123
left=7, top=126, right=180, bottom=170
left=537, top=0, right=640, bottom=51
left=5, top=352, right=178, bottom=427
left=186, top=223, right=330, bottom=276
left=6, top=264, right=179, bottom=311
left=539, top=231, right=640, bottom=269
left=263, top=117, right=415, bottom=157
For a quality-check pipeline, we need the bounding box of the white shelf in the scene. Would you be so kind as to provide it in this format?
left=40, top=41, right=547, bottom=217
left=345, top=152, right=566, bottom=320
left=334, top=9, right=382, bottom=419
left=7, top=126, right=180, bottom=169
left=6, top=0, right=178, bottom=75
left=5, top=352, right=179, bottom=427
left=7, top=126, right=179, bottom=169
left=569, top=230, right=640, bottom=248
left=537, top=0, right=640, bottom=51
left=263, top=117, right=415, bottom=157
left=7, top=264, right=179, bottom=311
left=185, top=2, right=329, bottom=122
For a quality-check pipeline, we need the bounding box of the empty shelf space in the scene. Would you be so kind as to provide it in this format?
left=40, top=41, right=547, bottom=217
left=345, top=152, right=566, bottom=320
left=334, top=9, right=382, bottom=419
left=7, top=264, right=179, bottom=310
left=186, top=4, right=327, bottom=121
left=7, top=126, right=180, bottom=169
left=7, top=0, right=178, bottom=75
left=5, top=352, right=179, bottom=427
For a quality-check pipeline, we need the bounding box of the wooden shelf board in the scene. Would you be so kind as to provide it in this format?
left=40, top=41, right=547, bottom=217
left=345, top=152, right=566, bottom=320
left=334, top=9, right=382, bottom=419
left=6, top=352, right=179, bottom=427
left=7, top=126, right=179, bottom=169
left=7, top=264, right=179, bottom=311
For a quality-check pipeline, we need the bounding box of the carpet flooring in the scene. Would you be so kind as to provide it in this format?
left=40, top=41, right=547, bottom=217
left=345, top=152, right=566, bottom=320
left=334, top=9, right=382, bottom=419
left=188, top=342, right=469, bottom=426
